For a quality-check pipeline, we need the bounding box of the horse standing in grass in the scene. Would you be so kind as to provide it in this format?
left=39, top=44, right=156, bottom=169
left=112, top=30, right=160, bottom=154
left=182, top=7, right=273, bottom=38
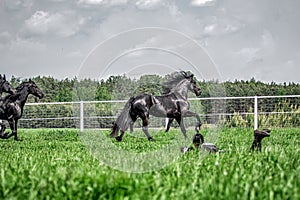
left=0, top=74, right=16, bottom=134
left=0, top=79, right=44, bottom=140
left=110, top=71, right=202, bottom=142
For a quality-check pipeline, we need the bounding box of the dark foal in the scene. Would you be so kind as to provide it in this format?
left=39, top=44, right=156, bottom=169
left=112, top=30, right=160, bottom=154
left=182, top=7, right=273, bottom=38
left=181, top=133, right=218, bottom=153
left=250, top=129, right=271, bottom=151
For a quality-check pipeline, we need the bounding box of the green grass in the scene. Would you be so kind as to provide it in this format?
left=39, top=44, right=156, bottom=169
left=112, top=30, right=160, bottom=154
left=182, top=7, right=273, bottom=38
left=0, top=128, right=299, bottom=200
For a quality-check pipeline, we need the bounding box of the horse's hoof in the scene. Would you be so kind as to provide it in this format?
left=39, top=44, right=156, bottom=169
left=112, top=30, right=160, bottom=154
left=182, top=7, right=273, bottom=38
left=115, top=136, right=122, bottom=142
left=148, top=137, right=155, bottom=141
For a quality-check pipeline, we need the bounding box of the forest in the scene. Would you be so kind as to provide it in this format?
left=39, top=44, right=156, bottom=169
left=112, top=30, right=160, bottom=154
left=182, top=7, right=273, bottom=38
left=9, top=74, right=300, bottom=103
left=7, top=74, right=300, bottom=128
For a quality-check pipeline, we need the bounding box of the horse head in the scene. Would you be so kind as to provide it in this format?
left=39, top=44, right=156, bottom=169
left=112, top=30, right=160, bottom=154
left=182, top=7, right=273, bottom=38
left=181, top=71, right=201, bottom=96
left=17, top=79, right=44, bottom=99
left=0, top=74, right=16, bottom=95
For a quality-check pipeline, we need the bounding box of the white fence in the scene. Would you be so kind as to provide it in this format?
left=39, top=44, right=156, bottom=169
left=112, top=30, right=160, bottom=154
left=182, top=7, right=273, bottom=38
left=7, top=95, right=300, bottom=130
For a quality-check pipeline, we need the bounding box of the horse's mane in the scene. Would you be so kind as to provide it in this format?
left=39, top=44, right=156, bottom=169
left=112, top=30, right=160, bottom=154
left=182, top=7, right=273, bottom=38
left=16, top=82, right=26, bottom=91
left=163, top=71, right=193, bottom=92
left=0, top=74, right=6, bottom=84
left=15, top=81, right=33, bottom=92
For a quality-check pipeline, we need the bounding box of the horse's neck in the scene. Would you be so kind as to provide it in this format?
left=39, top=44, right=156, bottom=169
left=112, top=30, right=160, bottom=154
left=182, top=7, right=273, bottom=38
left=17, top=90, right=30, bottom=107
left=171, top=81, right=189, bottom=100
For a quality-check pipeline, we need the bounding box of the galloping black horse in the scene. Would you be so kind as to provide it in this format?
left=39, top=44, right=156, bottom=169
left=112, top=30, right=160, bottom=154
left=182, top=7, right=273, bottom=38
left=0, top=79, right=44, bottom=140
left=110, top=71, right=202, bottom=142
left=0, top=74, right=16, bottom=134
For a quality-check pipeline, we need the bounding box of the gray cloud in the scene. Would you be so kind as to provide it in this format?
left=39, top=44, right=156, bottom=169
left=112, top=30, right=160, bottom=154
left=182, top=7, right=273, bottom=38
left=0, top=0, right=299, bottom=83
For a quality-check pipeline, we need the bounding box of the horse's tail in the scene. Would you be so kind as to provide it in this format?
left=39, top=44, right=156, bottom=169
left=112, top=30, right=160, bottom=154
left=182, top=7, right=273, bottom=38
left=109, top=97, right=135, bottom=138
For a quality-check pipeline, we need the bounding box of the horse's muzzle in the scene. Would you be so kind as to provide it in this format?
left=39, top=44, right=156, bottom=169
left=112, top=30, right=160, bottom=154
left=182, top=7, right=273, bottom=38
left=38, top=92, right=45, bottom=99
left=195, top=89, right=201, bottom=96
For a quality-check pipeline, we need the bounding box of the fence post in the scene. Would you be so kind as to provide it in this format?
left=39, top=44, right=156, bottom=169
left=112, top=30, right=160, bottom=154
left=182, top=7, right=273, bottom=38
left=254, top=96, right=258, bottom=130
left=80, top=101, right=84, bottom=132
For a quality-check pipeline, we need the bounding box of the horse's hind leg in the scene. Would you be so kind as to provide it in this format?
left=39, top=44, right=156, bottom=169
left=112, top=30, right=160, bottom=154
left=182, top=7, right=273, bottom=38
left=140, top=115, right=154, bottom=141
left=165, top=118, right=174, bottom=132
left=129, top=121, right=134, bottom=133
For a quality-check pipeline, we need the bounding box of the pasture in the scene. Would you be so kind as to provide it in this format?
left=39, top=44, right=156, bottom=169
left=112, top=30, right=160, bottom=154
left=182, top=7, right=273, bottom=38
left=0, top=128, right=299, bottom=199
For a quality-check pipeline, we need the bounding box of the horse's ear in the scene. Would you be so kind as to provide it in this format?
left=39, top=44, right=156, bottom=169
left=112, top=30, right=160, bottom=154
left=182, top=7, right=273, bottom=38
left=3, top=74, right=6, bottom=80
left=180, top=71, right=187, bottom=78
left=0, top=74, right=2, bottom=79
left=29, top=78, right=32, bottom=82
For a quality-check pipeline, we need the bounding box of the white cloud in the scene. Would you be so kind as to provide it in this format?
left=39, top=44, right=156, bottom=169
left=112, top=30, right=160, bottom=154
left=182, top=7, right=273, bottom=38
left=77, top=0, right=128, bottom=7
left=22, top=10, right=84, bottom=37
left=3, top=0, right=33, bottom=11
left=66, top=50, right=83, bottom=57
left=135, top=0, right=164, bottom=10
left=236, top=47, right=260, bottom=63
left=203, top=24, right=217, bottom=34
left=202, top=20, right=243, bottom=36
left=190, top=0, right=216, bottom=7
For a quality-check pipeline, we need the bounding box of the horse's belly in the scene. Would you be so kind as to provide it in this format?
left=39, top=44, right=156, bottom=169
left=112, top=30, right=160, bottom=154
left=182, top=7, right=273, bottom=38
left=149, top=104, right=167, bottom=117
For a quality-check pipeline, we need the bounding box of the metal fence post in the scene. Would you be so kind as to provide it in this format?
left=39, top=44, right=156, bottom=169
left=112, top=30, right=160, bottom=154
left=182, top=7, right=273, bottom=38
left=80, top=101, right=84, bottom=132
left=254, top=96, right=258, bottom=130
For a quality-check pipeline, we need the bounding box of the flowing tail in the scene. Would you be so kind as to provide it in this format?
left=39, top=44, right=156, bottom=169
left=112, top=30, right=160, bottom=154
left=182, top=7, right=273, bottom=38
left=110, top=97, right=135, bottom=138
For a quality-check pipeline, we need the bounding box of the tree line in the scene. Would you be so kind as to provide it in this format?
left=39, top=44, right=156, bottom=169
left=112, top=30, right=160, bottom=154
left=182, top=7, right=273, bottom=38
left=9, top=75, right=300, bottom=103
left=7, top=74, right=300, bottom=128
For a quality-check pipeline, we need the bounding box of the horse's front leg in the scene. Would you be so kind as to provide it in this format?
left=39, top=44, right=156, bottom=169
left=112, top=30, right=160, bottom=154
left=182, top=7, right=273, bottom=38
left=116, top=130, right=125, bottom=142
left=182, top=110, right=202, bottom=132
left=13, top=119, right=21, bottom=141
left=175, top=116, right=188, bottom=140
left=3, top=119, right=17, bottom=140
left=0, top=121, right=6, bottom=138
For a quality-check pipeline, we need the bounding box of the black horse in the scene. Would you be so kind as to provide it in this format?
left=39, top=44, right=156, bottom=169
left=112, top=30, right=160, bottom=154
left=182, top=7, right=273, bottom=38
left=0, top=74, right=16, bottom=134
left=0, top=79, right=44, bottom=140
left=110, top=71, right=202, bottom=142
left=0, top=74, right=16, bottom=96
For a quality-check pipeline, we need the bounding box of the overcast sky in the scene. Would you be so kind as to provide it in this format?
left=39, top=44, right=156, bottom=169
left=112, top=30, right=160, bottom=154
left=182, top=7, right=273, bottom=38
left=0, top=0, right=299, bottom=83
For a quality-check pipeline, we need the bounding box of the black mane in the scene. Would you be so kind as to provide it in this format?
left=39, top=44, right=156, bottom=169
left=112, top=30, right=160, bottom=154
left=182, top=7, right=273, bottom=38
left=163, top=71, right=194, bottom=92
left=15, top=80, right=35, bottom=92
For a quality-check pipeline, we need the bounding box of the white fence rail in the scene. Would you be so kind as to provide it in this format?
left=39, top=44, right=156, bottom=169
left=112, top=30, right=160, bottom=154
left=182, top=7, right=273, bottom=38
left=4, top=95, right=299, bottom=130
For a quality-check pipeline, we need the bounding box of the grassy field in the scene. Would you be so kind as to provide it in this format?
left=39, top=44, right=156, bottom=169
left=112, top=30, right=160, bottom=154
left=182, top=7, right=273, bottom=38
left=0, top=128, right=299, bottom=199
